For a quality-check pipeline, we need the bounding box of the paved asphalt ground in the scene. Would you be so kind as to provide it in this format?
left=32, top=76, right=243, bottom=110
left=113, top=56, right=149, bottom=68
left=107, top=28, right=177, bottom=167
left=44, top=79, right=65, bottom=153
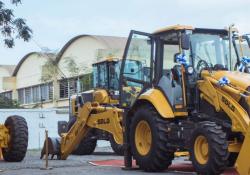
left=0, top=146, right=195, bottom=175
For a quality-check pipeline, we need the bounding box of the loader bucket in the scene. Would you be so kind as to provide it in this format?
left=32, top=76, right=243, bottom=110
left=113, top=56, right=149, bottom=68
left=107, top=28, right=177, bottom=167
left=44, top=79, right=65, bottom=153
left=40, top=137, right=61, bottom=160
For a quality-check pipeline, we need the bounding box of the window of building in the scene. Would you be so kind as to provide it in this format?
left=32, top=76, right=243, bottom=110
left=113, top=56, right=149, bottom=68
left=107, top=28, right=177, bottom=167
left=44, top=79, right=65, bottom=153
left=48, top=83, right=53, bottom=100
left=59, top=79, right=69, bottom=99
left=59, top=75, right=93, bottom=99
left=25, top=88, right=32, bottom=104
left=0, top=91, right=12, bottom=100
left=32, top=85, right=40, bottom=103
left=18, top=89, right=25, bottom=104
left=17, top=83, right=53, bottom=104
left=69, top=79, right=77, bottom=96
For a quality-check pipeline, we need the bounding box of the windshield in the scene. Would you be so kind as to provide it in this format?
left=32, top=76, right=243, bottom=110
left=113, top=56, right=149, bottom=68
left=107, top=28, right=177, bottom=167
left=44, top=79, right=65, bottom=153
left=190, top=34, right=229, bottom=71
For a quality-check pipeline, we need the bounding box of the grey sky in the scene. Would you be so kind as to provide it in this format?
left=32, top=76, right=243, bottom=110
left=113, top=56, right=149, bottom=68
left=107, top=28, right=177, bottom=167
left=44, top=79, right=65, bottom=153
left=1, top=0, right=250, bottom=65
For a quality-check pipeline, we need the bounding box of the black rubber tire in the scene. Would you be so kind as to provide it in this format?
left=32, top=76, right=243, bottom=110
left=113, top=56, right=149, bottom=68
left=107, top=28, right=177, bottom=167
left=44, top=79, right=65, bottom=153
left=67, top=117, right=97, bottom=155
left=2, top=115, right=28, bottom=162
left=130, top=104, right=174, bottom=172
left=109, top=135, right=124, bottom=155
left=189, top=121, right=229, bottom=175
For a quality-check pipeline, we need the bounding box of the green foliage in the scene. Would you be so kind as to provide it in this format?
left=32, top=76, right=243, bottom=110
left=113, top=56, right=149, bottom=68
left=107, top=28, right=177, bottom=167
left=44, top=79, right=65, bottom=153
left=0, top=0, right=32, bottom=48
left=63, top=57, right=92, bottom=76
left=41, top=57, right=58, bottom=83
left=0, top=96, right=21, bottom=108
left=80, top=73, right=93, bottom=91
left=63, top=57, right=80, bottom=77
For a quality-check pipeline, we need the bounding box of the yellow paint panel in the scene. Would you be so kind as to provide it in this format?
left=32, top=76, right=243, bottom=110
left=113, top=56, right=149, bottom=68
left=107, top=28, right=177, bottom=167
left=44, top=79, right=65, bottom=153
left=153, top=24, right=194, bottom=34
left=235, top=125, right=250, bottom=175
left=138, top=88, right=174, bottom=118
left=0, top=124, right=9, bottom=148
left=202, top=70, right=250, bottom=92
left=174, top=112, right=188, bottom=117
left=228, top=142, right=241, bottom=153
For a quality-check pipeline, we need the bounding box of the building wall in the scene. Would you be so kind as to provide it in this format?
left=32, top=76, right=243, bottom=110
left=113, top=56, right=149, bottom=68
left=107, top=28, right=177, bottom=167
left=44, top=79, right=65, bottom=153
left=0, top=67, right=13, bottom=92
left=0, top=109, right=68, bottom=149
left=58, top=36, right=108, bottom=77
left=0, top=35, right=126, bottom=109
left=16, top=53, right=49, bottom=89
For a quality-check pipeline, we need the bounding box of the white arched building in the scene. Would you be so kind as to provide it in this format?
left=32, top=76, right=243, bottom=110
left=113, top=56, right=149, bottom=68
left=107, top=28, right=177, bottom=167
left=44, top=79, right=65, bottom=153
left=0, top=34, right=126, bottom=108
left=0, top=65, right=15, bottom=98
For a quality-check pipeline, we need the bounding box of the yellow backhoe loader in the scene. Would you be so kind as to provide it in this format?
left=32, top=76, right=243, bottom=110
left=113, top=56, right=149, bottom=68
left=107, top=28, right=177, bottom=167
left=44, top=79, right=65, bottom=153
left=56, top=57, right=124, bottom=156
left=120, top=25, right=250, bottom=175
left=44, top=57, right=142, bottom=157
left=42, top=25, right=250, bottom=175
left=0, top=115, right=28, bottom=162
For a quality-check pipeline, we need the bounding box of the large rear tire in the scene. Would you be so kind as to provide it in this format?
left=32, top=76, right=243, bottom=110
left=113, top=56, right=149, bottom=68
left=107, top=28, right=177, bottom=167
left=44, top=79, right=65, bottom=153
left=68, top=117, right=97, bottom=155
left=109, top=135, right=124, bottom=155
left=189, top=121, right=229, bottom=175
left=130, top=104, right=174, bottom=172
left=2, top=115, right=28, bottom=162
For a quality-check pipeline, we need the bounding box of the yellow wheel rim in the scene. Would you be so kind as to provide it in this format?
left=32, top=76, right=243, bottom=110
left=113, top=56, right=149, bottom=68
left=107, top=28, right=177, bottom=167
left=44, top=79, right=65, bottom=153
left=135, top=120, right=152, bottom=156
left=194, top=135, right=209, bottom=165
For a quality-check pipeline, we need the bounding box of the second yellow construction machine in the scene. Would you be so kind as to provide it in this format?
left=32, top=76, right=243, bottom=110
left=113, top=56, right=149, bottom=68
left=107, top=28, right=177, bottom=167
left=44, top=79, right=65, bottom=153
left=47, top=57, right=142, bottom=157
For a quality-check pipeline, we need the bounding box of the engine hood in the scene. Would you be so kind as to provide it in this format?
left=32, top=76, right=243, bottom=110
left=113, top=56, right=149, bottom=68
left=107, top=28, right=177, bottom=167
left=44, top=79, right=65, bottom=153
left=202, top=71, right=250, bottom=90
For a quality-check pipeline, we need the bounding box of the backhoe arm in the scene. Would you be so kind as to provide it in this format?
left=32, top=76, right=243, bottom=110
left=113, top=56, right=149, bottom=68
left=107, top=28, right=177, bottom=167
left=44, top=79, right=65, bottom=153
left=59, top=102, right=123, bottom=160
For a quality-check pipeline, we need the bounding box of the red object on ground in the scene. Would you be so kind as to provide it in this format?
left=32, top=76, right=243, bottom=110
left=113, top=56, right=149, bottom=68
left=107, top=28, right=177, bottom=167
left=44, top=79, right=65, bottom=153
left=88, top=159, right=238, bottom=175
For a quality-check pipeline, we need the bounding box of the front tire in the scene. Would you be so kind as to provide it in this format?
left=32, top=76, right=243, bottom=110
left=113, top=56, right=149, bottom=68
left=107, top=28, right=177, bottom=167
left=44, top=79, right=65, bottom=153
left=130, top=104, right=174, bottom=172
left=109, top=135, right=124, bottom=155
left=189, top=121, right=229, bottom=175
left=3, top=115, right=28, bottom=162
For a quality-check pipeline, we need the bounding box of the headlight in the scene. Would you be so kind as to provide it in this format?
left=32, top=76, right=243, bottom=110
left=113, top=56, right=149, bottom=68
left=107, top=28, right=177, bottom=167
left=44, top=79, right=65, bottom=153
left=187, top=66, right=194, bottom=74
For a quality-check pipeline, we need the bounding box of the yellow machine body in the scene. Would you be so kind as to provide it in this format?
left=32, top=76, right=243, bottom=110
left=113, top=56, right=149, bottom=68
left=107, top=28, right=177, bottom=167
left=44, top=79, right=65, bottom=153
left=0, top=124, right=9, bottom=149
left=197, top=70, right=250, bottom=174
left=93, top=89, right=119, bottom=105
left=71, top=89, right=119, bottom=118
left=138, top=89, right=174, bottom=118
left=60, top=102, right=123, bottom=160
left=132, top=70, right=250, bottom=174
left=121, top=26, right=250, bottom=174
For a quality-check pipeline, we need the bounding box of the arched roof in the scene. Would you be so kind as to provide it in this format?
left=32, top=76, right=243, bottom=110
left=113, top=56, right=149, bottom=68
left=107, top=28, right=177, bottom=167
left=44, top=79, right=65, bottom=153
left=55, top=34, right=127, bottom=63
left=12, top=34, right=127, bottom=77
left=12, top=52, right=56, bottom=76
left=12, top=52, right=38, bottom=76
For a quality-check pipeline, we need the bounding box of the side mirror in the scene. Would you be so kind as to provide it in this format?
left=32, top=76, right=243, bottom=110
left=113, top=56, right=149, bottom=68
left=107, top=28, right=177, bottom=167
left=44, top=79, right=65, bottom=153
left=181, top=34, right=190, bottom=50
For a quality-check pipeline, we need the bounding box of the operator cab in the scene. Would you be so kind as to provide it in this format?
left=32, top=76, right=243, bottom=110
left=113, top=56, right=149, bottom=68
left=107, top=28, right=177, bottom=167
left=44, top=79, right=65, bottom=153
left=92, top=57, right=120, bottom=91
left=92, top=57, right=142, bottom=99
left=120, top=25, right=231, bottom=113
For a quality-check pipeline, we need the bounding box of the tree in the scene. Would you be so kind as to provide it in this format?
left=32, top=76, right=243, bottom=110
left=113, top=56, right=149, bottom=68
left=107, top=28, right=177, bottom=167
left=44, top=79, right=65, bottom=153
left=0, top=96, right=21, bottom=108
left=0, top=0, right=32, bottom=48
left=40, top=53, right=58, bottom=83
